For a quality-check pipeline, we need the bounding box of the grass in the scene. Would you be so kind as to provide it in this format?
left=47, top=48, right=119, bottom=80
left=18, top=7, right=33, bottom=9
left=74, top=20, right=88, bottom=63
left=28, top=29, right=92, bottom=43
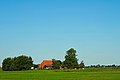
left=0, top=68, right=120, bottom=80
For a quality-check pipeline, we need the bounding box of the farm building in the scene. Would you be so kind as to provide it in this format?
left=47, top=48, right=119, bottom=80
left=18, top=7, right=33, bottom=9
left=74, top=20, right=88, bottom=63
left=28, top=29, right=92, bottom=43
left=39, top=60, right=53, bottom=69
left=39, top=60, right=62, bottom=69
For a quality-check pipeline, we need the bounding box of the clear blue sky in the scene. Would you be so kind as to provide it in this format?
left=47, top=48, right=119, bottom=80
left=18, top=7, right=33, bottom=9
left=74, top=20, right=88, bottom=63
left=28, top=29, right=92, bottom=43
left=0, top=0, right=120, bottom=66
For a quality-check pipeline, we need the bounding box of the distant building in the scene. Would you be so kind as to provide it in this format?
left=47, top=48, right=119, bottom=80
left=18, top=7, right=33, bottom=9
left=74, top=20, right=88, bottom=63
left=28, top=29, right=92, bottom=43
left=39, top=60, right=53, bottom=69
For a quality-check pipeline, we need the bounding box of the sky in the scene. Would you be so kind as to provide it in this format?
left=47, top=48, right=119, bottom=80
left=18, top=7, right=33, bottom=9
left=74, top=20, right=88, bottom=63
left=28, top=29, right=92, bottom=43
left=0, top=0, right=120, bottom=66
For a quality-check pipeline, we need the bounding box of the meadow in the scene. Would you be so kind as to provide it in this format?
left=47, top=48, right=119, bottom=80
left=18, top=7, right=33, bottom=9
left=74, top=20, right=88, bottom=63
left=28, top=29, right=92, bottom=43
left=0, top=68, right=120, bottom=80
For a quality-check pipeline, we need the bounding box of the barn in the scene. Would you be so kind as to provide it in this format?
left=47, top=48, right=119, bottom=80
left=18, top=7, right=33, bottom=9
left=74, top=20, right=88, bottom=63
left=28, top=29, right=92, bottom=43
left=39, top=60, right=53, bottom=69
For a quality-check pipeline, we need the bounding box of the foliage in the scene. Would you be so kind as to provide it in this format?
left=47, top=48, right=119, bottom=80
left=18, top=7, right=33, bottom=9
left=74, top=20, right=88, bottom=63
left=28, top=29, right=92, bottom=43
left=63, top=48, right=78, bottom=69
left=2, top=57, right=14, bottom=71
left=88, top=64, right=119, bottom=68
left=79, top=60, right=85, bottom=68
left=52, top=59, right=62, bottom=69
left=2, top=55, right=33, bottom=71
left=33, top=64, right=39, bottom=69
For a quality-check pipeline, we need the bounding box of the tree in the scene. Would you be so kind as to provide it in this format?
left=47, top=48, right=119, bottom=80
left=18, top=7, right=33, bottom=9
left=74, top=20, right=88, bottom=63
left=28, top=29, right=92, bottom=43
left=13, top=55, right=33, bottom=70
left=2, top=57, right=14, bottom=71
left=2, top=55, right=33, bottom=71
left=52, top=59, right=62, bottom=69
left=79, top=60, right=85, bottom=69
left=63, top=48, right=78, bottom=69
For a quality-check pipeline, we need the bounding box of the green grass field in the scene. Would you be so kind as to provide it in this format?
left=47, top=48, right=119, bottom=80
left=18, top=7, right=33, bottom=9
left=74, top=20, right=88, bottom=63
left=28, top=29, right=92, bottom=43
left=0, top=68, right=120, bottom=80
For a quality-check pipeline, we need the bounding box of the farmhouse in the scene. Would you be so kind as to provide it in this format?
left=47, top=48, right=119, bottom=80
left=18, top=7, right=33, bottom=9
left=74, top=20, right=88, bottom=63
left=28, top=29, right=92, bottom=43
left=39, top=60, right=53, bottom=69
left=39, top=59, right=62, bottom=69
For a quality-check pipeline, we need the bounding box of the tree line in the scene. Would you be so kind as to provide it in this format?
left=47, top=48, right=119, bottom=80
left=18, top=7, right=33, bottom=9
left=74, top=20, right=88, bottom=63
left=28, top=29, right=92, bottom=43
left=2, top=55, right=33, bottom=71
left=86, top=64, right=120, bottom=68
left=2, top=48, right=85, bottom=71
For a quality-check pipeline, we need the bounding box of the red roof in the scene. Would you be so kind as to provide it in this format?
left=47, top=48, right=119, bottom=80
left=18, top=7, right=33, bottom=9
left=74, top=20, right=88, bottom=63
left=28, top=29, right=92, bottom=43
left=39, top=60, right=53, bottom=69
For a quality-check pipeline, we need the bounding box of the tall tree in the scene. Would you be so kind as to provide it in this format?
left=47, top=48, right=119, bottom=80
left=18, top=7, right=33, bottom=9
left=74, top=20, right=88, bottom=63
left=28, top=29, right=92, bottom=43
left=63, top=48, right=78, bottom=69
